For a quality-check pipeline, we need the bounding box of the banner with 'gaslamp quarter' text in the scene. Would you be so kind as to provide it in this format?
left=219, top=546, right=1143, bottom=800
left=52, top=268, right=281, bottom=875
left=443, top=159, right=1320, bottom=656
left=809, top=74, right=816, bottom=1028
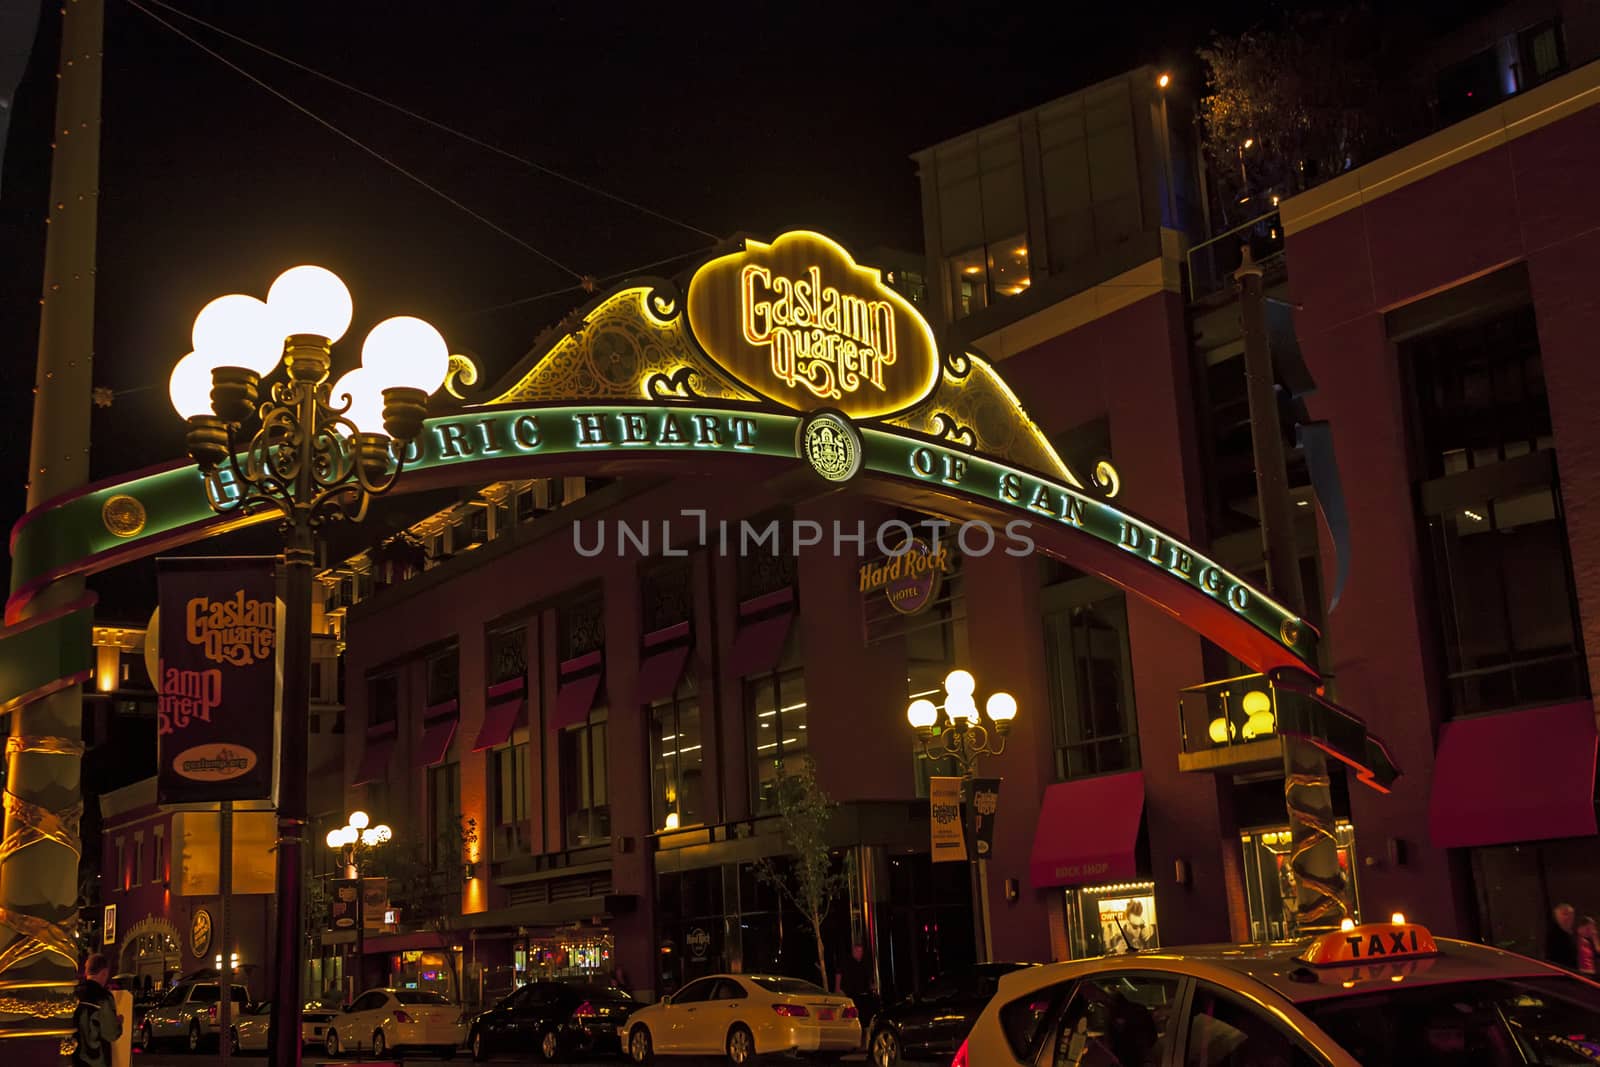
left=157, top=557, right=278, bottom=804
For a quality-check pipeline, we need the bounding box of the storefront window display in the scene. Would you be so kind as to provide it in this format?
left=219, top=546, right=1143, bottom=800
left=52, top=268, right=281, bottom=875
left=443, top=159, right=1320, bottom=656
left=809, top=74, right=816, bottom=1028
left=512, top=930, right=613, bottom=983
left=1240, top=822, right=1360, bottom=942
left=1061, top=881, right=1159, bottom=959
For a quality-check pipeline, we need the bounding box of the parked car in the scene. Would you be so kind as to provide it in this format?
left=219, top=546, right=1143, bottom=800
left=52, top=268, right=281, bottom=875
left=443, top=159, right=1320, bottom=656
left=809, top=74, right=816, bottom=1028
left=137, top=980, right=250, bottom=1052
left=624, top=974, right=859, bottom=1065
left=227, top=1000, right=341, bottom=1052
left=867, top=963, right=1034, bottom=1066
left=301, top=998, right=341, bottom=1049
left=469, top=980, right=640, bottom=1061
left=323, top=988, right=467, bottom=1059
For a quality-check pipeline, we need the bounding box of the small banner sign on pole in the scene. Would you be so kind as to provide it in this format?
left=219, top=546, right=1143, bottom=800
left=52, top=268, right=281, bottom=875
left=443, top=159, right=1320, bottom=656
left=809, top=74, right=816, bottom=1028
left=331, top=879, right=359, bottom=930
left=967, top=778, right=1002, bottom=861
left=929, top=776, right=967, bottom=863
left=362, top=877, right=389, bottom=931
left=156, top=557, right=278, bottom=805
left=102, top=903, right=116, bottom=946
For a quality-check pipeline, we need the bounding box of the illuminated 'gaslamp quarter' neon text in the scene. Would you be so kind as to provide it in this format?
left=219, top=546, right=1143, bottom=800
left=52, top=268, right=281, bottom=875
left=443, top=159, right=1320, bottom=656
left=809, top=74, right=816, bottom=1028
left=740, top=263, right=897, bottom=401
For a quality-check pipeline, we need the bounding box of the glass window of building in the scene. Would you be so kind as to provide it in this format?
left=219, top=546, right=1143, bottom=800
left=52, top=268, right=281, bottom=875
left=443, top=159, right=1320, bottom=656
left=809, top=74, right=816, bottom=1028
left=132, top=836, right=143, bottom=887
left=491, top=735, right=530, bottom=861
left=368, top=673, right=398, bottom=729
left=428, top=760, right=462, bottom=870
left=1403, top=297, right=1587, bottom=716
left=1042, top=584, right=1139, bottom=781
left=1037, top=79, right=1143, bottom=275
left=427, top=646, right=459, bottom=706
left=651, top=674, right=702, bottom=832
left=747, top=654, right=807, bottom=815
left=562, top=707, right=610, bottom=846
left=936, top=125, right=1032, bottom=317
left=487, top=625, right=527, bottom=686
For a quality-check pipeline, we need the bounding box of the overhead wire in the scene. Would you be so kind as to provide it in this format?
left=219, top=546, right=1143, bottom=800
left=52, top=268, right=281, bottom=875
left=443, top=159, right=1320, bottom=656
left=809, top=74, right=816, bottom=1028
left=126, top=0, right=586, bottom=281
left=138, top=0, right=722, bottom=242
left=461, top=244, right=721, bottom=318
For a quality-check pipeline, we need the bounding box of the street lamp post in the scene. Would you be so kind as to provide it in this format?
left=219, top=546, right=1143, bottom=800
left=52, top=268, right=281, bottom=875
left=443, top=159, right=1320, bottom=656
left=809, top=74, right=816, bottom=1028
left=326, top=812, right=393, bottom=1000
left=170, top=267, right=448, bottom=1067
left=907, top=669, right=1018, bottom=965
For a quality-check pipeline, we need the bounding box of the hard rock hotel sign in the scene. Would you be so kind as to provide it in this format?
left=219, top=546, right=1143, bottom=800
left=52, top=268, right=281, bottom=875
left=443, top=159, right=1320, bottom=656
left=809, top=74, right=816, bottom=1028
left=0, top=230, right=1397, bottom=793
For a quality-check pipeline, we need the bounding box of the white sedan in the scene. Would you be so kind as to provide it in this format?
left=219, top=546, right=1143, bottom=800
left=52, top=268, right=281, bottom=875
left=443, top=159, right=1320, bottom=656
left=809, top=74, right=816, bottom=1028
left=230, top=1001, right=342, bottom=1052
left=323, top=988, right=467, bottom=1059
left=625, top=974, right=859, bottom=1064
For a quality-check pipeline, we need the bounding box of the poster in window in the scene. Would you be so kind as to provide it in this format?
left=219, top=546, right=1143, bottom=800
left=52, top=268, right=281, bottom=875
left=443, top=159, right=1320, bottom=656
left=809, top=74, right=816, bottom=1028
left=1098, top=895, right=1158, bottom=954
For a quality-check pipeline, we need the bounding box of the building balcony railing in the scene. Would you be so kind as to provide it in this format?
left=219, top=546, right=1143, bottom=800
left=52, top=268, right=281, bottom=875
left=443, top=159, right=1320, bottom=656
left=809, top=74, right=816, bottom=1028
left=1187, top=207, right=1285, bottom=304
left=1176, top=672, right=1287, bottom=773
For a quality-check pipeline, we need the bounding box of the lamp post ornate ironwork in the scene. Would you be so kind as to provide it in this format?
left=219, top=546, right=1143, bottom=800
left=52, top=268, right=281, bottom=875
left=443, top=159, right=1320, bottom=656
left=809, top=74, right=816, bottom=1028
left=170, top=266, right=447, bottom=1067
left=906, top=669, right=1017, bottom=964
left=326, top=811, right=392, bottom=999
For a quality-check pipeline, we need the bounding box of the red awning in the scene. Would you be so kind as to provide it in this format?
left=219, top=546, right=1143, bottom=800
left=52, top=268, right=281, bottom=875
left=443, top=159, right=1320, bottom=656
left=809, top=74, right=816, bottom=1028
left=413, top=713, right=458, bottom=768
left=473, top=693, right=527, bottom=752
left=637, top=643, right=691, bottom=705
left=1029, top=771, right=1145, bottom=888
left=1429, top=702, right=1598, bottom=849
left=352, top=730, right=396, bottom=786
left=550, top=672, right=602, bottom=732
left=728, top=612, right=794, bottom=678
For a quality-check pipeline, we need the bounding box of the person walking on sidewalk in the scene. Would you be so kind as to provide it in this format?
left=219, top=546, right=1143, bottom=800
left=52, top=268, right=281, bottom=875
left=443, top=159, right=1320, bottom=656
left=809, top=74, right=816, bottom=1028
left=72, top=953, right=122, bottom=1067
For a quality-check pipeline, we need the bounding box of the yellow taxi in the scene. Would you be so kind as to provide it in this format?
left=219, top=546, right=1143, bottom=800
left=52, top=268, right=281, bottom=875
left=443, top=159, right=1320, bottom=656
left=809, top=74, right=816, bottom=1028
left=955, top=915, right=1600, bottom=1065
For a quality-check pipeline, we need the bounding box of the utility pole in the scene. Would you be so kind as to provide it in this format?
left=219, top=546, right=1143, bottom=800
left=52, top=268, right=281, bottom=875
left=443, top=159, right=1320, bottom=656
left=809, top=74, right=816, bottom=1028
left=0, top=0, right=102, bottom=1059
left=1236, top=248, right=1348, bottom=934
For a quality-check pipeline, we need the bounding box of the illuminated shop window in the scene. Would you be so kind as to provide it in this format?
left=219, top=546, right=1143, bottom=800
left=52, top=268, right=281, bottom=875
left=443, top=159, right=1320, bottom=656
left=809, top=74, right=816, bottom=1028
left=1061, top=881, right=1159, bottom=959
left=1239, top=822, right=1360, bottom=942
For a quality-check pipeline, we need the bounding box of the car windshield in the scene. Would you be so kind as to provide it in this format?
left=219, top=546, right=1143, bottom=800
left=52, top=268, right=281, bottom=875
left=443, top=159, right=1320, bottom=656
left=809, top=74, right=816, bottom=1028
left=394, top=992, right=450, bottom=1005
left=1300, top=975, right=1600, bottom=1065
left=750, top=978, right=826, bottom=996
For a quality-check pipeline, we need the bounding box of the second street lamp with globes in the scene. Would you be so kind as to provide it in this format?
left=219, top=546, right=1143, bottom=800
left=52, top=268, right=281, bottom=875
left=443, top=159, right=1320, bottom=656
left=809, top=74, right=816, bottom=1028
left=325, top=811, right=392, bottom=999
left=169, top=264, right=448, bottom=1067
left=907, top=669, right=1018, bottom=964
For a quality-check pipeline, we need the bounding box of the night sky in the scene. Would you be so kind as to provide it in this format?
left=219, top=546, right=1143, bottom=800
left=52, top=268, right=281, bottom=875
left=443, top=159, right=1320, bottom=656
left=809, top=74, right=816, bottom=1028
left=0, top=0, right=1490, bottom=614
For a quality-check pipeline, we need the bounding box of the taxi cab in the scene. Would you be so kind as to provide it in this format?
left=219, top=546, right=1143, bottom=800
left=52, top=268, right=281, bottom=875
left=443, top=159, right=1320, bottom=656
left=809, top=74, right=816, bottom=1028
left=956, top=915, right=1600, bottom=1066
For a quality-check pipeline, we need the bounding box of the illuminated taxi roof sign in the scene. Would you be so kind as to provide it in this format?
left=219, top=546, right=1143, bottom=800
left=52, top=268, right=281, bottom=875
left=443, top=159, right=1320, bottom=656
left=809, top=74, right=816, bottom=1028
left=1300, top=922, right=1439, bottom=967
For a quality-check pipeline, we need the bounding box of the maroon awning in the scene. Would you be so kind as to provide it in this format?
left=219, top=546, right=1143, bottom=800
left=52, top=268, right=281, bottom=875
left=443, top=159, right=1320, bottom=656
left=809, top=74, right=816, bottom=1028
left=1430, top=702, right=1598, bottom=849
left=728, top=612, right=794, bottom=678
left=551, top=659, right=603, bottom=732
left=352, top=728, right=396, bottom=786
left=637, top=642, right=691, bottom=705
left=1029, top=771, right=1145, bottom=888
left=413, top=713, right=458, bottom=768
left=473, top=679, right=527, bottom=752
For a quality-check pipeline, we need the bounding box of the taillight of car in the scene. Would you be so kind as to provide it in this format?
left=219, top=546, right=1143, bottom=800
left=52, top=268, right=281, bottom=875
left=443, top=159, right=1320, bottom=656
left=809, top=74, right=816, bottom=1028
left=842, top=1006, right=859, bottom=1020
left=772, top=1004, right=809, bottom=1018
left=207, top=1005, right=218, bottom=1023
left=392, top=1010, right=412, bottom=1024
left=950, top=1038, right=970, bottom=1067
left=571, top=1001, right=597, bottom=1018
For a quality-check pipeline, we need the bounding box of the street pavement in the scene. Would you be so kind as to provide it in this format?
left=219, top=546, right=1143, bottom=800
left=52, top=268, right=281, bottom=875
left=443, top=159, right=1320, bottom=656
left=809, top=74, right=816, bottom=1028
left=133, top=1050, right=869, bottom=1066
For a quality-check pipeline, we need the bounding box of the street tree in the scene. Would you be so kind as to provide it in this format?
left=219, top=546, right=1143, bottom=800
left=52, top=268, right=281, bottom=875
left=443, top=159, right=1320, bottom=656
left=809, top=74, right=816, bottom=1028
left=753, top=755, right=846, bottom=987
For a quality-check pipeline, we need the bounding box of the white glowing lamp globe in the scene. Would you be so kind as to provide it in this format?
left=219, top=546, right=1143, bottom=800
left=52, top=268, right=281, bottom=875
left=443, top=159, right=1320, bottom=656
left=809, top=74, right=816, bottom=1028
left=986, top=691, right=1018, bottom=724
left=906, top=699, right=938, bottom=730
left=192, top=294, right=282, bottom=375
left=348, top=811, right=370, bottom=830
left=325, top=829, right=345, bottom=850
left=170, top=351, right=219, bottom=419
left=1208, top=717, right=1234, bottom=744
left=362, top=316, right=449, bottom=394
left=267, top=265, right=353, bottom=343
left=361, top=827, right=383, bottom=847
left=943, top=669, right=976, bottom=699
left=330, top=368, right=389, bottom=436
left=370, top=824, right=392, bottom=844
left=946, top=692, right=979, bottom=724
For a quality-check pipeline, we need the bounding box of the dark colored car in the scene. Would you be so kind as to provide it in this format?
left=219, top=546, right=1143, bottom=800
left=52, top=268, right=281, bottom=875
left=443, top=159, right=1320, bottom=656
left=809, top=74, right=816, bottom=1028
left=867, top=963, right=1034, bottom=1066
left=469, top=980, right=639, bottom=1062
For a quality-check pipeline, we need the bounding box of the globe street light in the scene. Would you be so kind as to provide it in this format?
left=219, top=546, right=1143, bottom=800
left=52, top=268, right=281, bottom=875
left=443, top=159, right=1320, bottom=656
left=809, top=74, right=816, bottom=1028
left=169, top=265, right=445, bottom=1067
left=906, top=668, right=1018, bottom=965
left=326, top=810, right=392, bottom=999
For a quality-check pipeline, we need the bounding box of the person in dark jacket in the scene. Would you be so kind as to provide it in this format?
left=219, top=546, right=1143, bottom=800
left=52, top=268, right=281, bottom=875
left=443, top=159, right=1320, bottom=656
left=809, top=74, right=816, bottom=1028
left=72, top=953, right=121, bottom=1067
left=1547, top=903, right=1580, bottom=970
